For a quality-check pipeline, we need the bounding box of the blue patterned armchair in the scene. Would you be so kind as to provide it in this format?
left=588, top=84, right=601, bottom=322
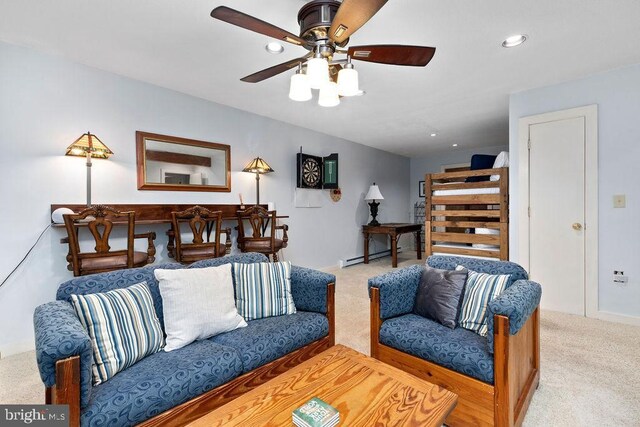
left=369, top=255, right=541, bottom=427
left=34, top=253, right=336, bottom=427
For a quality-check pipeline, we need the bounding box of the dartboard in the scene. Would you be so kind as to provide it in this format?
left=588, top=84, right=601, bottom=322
left=302, top=158, right=321, bottom=187
left=297, top=153, right=323, bottom=189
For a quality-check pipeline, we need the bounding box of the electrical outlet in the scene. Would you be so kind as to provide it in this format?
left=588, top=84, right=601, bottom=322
left=613, top=270, right=628, bottom=285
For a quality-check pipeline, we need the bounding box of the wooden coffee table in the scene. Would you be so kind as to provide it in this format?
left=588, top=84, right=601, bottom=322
left=187, top=344, right=457, bottom=427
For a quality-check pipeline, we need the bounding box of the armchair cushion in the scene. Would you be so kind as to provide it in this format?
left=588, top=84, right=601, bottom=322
left=210, top=312, right=328, bottom=372
left=81, top=339, right=243, bottom=427
left=290, top=266, right=335, bottom=314
left=427, top=255, right=527, bottom=289
left=34, top=301, right=94, bottom=408
left=486, top=279, right=542, bottom=352
left=70, top=282, right=164, bottom=385
left=368, top=264, right=422, bottom=320
left=380, top=313, right=494, bottom=384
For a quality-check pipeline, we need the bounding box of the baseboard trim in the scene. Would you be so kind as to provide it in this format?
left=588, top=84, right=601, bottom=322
left=596, top=311, right=640, bottom=326
left=338, top=247, right=402, bottom=268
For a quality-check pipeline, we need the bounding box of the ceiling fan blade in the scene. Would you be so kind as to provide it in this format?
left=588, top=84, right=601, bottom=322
left=328, top=0, right=388, bottom=44
left=348, top=45, right=436, bottom=66
left=240, top=55, right=311, bottom=83
left=211, top=6, right=309, bottom=47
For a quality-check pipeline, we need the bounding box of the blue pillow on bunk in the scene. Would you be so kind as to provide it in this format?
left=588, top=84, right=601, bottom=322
left=466, top=154, right=497, bottom=182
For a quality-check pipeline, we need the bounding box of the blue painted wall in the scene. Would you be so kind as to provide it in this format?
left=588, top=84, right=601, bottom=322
left=509, top=63, right=640, bottom=319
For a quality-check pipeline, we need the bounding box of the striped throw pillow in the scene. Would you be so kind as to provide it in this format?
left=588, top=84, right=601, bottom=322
left=233, top=261, right=296, bottom=321
left=71, top=282, right=164, bottom=385
left=456, top=266, right=510, bottom=336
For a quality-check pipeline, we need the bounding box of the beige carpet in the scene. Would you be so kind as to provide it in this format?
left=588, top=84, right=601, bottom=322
left=2, top=253, right=639, bottom=426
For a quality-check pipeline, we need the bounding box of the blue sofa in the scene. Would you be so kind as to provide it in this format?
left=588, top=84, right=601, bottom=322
left=34, top=253, right=335, bottom=427
left=369, top=255, right=541, bottom=427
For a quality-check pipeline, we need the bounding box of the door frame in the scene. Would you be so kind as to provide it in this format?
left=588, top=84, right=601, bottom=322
left=517, top=105, right=598, bottom=318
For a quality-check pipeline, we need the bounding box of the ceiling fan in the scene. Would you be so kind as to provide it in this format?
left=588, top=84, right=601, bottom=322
left=211, top=0, right=436, bottom=105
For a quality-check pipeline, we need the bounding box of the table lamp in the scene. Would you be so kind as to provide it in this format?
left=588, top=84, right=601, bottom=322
left=242, top=156, right=274, bottom=205
left=65, top=132, right=113, bottom=206
left=365, top=183, right=384, bottom=226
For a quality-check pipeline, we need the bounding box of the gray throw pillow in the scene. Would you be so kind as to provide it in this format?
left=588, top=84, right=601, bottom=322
left=413, top=265, right=468, bottom=328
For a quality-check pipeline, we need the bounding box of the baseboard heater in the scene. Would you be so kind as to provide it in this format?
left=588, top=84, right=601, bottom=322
left=339, top=247, right=403, bottom=268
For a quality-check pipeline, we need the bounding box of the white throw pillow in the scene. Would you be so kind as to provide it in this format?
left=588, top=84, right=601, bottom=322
left=155, top=264, right=247, bottom=352
left=490, top=151, right=509, bottom=181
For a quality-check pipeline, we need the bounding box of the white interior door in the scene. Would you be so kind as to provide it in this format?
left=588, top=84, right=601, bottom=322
left=528, top=117, right=585, bottom=315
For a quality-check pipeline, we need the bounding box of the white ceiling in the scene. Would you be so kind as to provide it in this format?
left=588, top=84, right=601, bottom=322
left=1, top=0, right=640, bottom=157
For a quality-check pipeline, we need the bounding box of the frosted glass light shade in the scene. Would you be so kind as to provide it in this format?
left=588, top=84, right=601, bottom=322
left=52, top=207, right=74, bottom=224
left=337, top=67, right=359, bottom=97
left=318, top=81, right=340, bottom=107
left=365, top=184, right=384, bottom=201
left=289, top=73, right=312, bottom=102
left=306, top=57, right=329, bottom=90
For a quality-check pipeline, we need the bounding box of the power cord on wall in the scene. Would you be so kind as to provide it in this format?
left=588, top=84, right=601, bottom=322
left=0, top=224, right=51, bottom=289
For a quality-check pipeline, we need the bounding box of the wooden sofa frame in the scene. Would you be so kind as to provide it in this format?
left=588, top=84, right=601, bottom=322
left=370, top=287, right=539, bottom=427
left=46, top=283, right=335, bottom=427
left=425, top=167, right=509, bottom=260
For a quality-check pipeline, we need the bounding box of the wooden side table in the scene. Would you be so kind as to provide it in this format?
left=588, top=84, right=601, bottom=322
left=363, top=223, right=423, bottom=267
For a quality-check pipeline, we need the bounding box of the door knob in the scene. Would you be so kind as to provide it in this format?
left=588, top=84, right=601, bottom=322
left=572, top=223, right=583, bottom=231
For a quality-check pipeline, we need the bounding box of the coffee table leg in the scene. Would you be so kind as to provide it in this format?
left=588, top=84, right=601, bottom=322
left=364, top=232, right=370, bottom=264
left=416, top=230, right=422, bottom=260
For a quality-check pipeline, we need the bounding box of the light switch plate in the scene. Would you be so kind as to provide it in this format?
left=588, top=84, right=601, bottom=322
left=613, top=194, right=626, bottom=208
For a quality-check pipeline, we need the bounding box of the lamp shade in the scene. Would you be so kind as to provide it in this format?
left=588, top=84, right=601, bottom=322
left=242, top=157, right=274, bottom=174
left=306, top=57, right=329, bottom=90
left=65, top=132, right=113, bottom=159
left=337, top=67, right=359, bottom=97
left=365, top=183, right=384, bottom=201
left=318, top=81, right=340, bottom=107
left=289, top=72, right=312, bottom=102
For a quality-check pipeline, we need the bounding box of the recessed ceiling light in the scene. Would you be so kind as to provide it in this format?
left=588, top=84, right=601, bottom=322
left=502, top=34, right=527, bottom=48
left=430, top=133, right=437, bottom=137
left=265, top=42, right=284, bottom=54
left=452, top=144, right=458, bottom=147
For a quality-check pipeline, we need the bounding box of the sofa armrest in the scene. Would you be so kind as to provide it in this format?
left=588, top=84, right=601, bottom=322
left=487, top=279, right=542, bottom=352
left=290, top=266, right=335, bottom=314
left=34, top=301, right=93, bottom=408
left=367, top=264, right=422, bottom=320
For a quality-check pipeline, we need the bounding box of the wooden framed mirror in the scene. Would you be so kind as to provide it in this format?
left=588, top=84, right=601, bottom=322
left=136, top=131, right=231, bottom=192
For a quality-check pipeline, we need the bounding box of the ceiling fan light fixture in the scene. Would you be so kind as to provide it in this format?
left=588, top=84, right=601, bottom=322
left=306, top=56, right=330, bottom=90
left=337, top=60, right=359, bottom=97
left=502, top=34, right=527, bottom=48
left=289, top=69, right=312, bottom=102
left=318, top=81, right=340, bottom=107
